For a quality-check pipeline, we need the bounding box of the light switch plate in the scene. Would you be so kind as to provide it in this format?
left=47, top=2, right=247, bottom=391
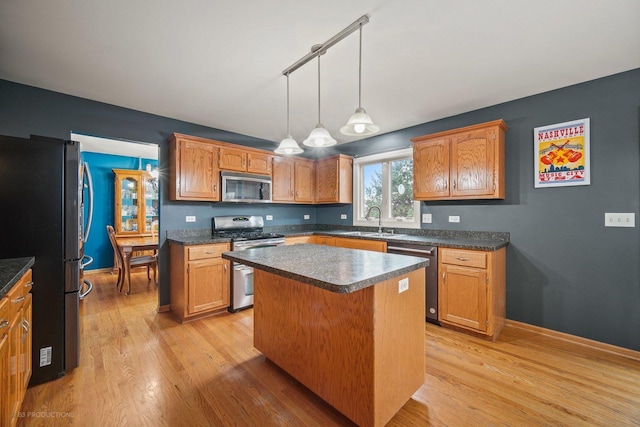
left=398, top=278, right=409, bottom=293
left=422, top=213, right=432, bottom=223
left=448, top=215, right=460, bottom=223
left=304, top=214, right=310, bottom=220
left=185, top=215, right=196, bottom=223
left=341, top=214, right=347, bottom=219
left=605, top=213, right=635, bottom=227
left=266, top=215, right=273, bottom=221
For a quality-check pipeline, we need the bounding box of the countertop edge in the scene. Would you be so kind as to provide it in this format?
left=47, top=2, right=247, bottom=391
left=0, top=257, right=35, bottom=299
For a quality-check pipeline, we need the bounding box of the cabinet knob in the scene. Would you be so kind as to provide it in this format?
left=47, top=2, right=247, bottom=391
left=444, top=181, right=447, bottom=190
left=0, top=320, right=8, bottom=329
left=452, top=181, right=456, bottom=189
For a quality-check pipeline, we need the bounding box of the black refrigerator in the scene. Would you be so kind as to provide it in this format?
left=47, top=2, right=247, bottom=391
left=0, top=134, right=87, bottom=385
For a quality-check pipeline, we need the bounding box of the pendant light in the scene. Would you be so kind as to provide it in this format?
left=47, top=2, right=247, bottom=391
left=303, top=54, right=336, bottom=148
left=340, top=24, right=379, bottom=136
left=275, top=73, right=303, bottom=155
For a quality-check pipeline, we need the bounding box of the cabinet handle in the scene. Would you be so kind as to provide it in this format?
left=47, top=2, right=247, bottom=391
left=444, top=181, right=447, bottom=190
left=12, top=296, right=25, bottom=304
left=204, top=251, right=217, bottom=254
left=25, top=281, right=34, bottom=288
left=248, top=159, right=251, bottom=167
left=224, top=264, right=227, bottom=272
left=0, top=320, right=8, bottom=329
left=455, top=257, right=470, bottom=261
left=213, top=183, right=217, bottom=191
left=452, top=181, right=456, bottom=189
left=334, top=190, right=337, bottom=196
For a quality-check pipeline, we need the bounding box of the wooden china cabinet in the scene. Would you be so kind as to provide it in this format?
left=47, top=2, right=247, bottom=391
left=113, top=169, right=159, bottom=236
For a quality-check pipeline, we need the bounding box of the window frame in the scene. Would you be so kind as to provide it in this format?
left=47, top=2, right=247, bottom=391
left=352, top=148, right=421, bottom=230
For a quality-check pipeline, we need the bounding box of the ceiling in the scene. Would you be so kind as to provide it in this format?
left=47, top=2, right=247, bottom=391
left=2, top=1, right=639, bottom=151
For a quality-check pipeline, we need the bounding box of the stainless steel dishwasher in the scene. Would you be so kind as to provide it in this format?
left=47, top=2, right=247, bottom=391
left=387, top=243, right=439, bottom=324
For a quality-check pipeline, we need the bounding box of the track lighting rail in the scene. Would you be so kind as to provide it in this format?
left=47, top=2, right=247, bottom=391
left=282, top=14, right=370, bottom=76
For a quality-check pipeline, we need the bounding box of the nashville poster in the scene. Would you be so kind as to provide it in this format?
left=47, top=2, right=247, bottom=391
left=534, top=118, right=590, bottom=188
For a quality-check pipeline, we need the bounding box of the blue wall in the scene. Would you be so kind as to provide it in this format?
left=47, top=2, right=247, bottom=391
left=81, top=152, right=157, bottom=270
left=1, top=70, right=639, bottom=351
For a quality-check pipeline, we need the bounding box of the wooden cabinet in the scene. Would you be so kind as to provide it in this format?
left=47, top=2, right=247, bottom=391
left=169, top=135, right=220, bottom=201
left=272, top=157, right=315, bottom=203
left=218, top=147, right=272, bottom=175
left=4, top=269, right=32, bottom=426
left=315, top=154, right=352, bottom=204
left=285, top=235, right=316, bottom=245
left=113, top=169, right=159, bottom=236
left=314, top=236, right=336, bottom=246
left=169, top=243, right=230, bottom=322
left=412, top=120, right=507, bottom=200
left=334, top=237, right=387, bottom=252
left=438, top=247, right=505, bottom=340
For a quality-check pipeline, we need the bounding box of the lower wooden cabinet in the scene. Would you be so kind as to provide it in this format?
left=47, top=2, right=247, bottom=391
left=285, top=236, right=316, bottom=245
left=169, top=243, right=230, bottom=322
left=2, top=268, right=32, bottom=427
left=438, top=247, right=505, bottom=340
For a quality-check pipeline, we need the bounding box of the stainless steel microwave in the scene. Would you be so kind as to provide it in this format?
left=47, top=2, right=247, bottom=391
left=221, top=172, right=272, bottom=203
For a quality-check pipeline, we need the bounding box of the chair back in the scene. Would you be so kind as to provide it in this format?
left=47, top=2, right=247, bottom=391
left=106, top=225, right=124, bottom=268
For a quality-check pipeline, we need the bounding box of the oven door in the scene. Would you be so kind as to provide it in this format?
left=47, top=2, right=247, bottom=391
left=231, top=263, right=254, bottom=312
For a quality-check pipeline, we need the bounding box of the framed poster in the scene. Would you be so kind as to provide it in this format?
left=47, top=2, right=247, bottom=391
left=534, top=118, right=590, bottom=188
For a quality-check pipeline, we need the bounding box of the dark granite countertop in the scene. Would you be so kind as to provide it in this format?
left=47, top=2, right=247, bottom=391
left=167, top=226, right=509, bottom=251
left=0, top=257, right=35, bottom=299
left=222, top=244, right=429, bottom=294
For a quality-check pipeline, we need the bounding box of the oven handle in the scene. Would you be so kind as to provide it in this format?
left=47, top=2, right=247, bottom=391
left=235, top=243, right=282, bottom=250
left=387, top=246, right=435, bottom=256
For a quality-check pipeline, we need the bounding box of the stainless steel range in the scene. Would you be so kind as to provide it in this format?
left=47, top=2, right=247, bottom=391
left=212, top=215, right=285, bottom=312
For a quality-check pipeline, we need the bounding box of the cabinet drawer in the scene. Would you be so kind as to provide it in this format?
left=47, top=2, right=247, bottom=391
left=7, top=269, right=32, bottom=319
left=441, top=249, right=486, bottom=268
left=0, top=297, right=8, bottom=336
left=188, top=244, right=229, bottom=261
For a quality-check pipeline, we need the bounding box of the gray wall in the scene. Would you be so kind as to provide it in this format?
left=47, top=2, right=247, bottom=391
left=2, top=69, right=639, bottom=350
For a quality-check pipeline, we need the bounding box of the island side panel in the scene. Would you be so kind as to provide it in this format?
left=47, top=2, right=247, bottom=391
left=253, top=270, right=375, bottom=426
left=253, top=268, right=426, bottom=427
left=373, top=268, right=426, bottom=426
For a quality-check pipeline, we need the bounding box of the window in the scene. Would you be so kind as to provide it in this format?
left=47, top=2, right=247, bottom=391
left=353, top=148, right=420, bottom=229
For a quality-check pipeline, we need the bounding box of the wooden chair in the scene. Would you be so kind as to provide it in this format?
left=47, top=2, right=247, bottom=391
left=106, top=225, right=157, bottom=292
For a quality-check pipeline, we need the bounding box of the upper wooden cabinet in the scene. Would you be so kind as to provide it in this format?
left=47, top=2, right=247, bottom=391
left=315, top=154, right=352, bottom=204
left=412, top=120, right=507, bottom=200
left=218, top=147, right=272, bottom=175
left=169, top=135, right=219, bottom=201
left=272, top=157, right=315, bottom=203
left=113, top=169, right=159, bottom=236
left=169, top=133, right=352, bottom=204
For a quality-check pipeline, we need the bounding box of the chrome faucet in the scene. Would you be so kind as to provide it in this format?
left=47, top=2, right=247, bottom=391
left=365, top=205, right=382, bottom=234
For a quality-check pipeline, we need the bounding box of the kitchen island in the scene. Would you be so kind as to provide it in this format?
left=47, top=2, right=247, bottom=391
left=222, top=244, right=429, bottom=427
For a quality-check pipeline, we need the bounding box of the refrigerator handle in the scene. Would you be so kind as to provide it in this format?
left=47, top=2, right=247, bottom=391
left=83, top=162, right=94, bottom=242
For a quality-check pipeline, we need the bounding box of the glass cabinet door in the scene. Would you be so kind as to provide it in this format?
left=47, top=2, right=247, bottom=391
left=113, top=169, right=144, bottom=235
left=144, top=173, right=159, bottom=233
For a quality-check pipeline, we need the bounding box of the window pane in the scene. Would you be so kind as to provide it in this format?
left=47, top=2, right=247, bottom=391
left=363, top=163, right=382, bottom=217
left=390, top=159, right=414, bottom=219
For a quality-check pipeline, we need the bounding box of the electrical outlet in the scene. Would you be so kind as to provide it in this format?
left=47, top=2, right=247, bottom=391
left=605, top=213, right=635, bottom=227
left=266, top=215, right=273, bottom=221
left=341, top=214, right=347, bottom=220
left=422, top=213, right=432, bottom=223
left=304, top=214, right=310, bottom=220
left=448, top=215, right=460, bottom=223
left=185, top=215, right=196, bottom=223
left=398, top=278, right=409, bottom=293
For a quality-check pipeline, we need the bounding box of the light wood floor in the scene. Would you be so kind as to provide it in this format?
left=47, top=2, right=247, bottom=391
left=18, top=270, right=640, bottom=426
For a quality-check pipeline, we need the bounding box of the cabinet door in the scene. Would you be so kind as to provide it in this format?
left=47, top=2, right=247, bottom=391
left=247, top=152, right=272, bottom=175
left=439, top=264, right=487, bottom=332
left=450, top=128, right=495, bottom=197
left=272, top=157, right=295, bottom=202
left=294, top=159, right=315, bottom=202
left=114, top=170, right=144, bottom=234
left=174, top=139, right=219, bottom=201
left=19, top=294, right=31, bottom=394
left=7, top=310, right=20, bottom=423
left=0, top=297, right=9, bottom=427
left=413, top=138, right=450, bottom=199
left=187, top=258, right=229, bottom=314
left=142, top=174, right=159, bottom=234
left=315, top=158, right=339, bottom=203
left=315, top=236, right=336, bottom=246
left=219, top=147, right=247, bottom=172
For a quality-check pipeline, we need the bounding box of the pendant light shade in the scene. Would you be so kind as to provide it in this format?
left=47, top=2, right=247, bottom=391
left=303, top=55, right=336, bottom=148
left=340, top=24, right=379, bottom=137
left=275, top=73, right=303, bottom=155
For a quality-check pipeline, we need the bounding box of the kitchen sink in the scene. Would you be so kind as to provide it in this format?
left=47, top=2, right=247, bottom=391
left=342, top=231, right=405, bottom=238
